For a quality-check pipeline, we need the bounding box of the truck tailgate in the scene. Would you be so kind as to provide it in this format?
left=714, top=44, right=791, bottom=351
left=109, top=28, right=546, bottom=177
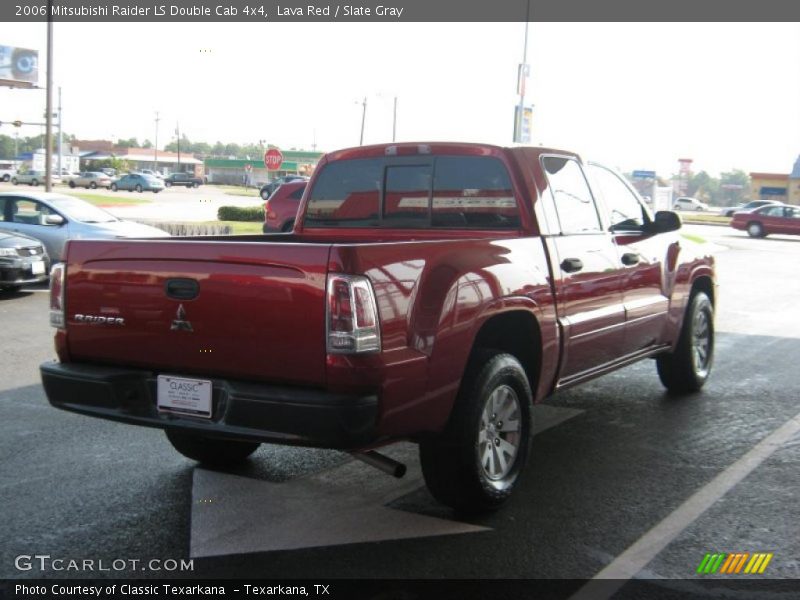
left=63, top=239, right=331, bottom=386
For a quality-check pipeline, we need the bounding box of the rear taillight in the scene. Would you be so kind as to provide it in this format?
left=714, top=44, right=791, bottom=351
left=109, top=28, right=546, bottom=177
left=326, top=274, right=381, bottom=354
left=49, top=263, right=65, bottom=328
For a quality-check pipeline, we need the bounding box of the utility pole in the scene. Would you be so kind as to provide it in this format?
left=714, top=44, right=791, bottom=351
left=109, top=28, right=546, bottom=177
left=45, top=12, right=53, bottom=191
left=57, top=86, right=62, bottom=176
left=176, top=122, right=181, bottom=167
left=514, top=0, right=531, bottom=144
left=392, top=96, right=397, bottom=142
left=154, top=111, right=160, bottom=172
left=359, top=96, right=367, bottom=146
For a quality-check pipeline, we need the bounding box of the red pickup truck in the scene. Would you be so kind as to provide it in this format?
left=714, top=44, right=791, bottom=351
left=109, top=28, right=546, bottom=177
left=41, top=143, right=715, bottom=513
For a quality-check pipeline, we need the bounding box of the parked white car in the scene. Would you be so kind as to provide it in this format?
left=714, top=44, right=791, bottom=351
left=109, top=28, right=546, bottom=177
left=673, top=196, right=709, bottom=212
left=0, top=161, right=18, bottom=182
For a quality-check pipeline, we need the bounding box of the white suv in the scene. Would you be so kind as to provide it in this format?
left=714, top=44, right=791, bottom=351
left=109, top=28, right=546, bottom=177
left=673, top=196, right=709, bottom=212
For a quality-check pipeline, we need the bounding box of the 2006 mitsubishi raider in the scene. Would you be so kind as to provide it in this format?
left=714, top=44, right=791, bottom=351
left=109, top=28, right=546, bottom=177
left=41, top=143, right=715, bottom=513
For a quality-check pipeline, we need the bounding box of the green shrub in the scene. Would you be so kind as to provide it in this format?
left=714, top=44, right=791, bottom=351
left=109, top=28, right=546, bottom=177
left=217, top=205, right=264, bottom=221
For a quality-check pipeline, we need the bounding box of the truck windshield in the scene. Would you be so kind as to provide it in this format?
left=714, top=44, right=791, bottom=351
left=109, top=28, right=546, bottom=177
left=304, top=155, right=519, bottom=229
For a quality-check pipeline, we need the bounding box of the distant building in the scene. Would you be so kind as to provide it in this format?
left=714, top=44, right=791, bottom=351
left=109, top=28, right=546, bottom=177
left=790, top=156, right=800, bottom=205
left=204, top=150, right=323, bottom=186
left=72, top=139, right=203, bottom=177
left=749, top=157, right=800, bottom=206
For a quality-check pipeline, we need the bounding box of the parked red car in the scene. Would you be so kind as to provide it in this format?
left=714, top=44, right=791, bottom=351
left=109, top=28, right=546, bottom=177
left=730, top=203, right=800, bottom=237
left=262, top=180, right=306, bottom=233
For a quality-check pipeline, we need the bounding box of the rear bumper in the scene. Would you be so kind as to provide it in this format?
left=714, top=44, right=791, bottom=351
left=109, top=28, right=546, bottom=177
left=41, top=362, right=379, bottom=449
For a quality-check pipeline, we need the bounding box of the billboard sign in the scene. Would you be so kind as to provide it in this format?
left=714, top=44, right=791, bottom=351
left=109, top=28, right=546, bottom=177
left=0, top=45, right=38, bottom=87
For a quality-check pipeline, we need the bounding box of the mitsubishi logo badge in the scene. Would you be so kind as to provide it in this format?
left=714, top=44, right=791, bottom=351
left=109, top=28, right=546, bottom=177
left=171, top=304, right=194, bottom=332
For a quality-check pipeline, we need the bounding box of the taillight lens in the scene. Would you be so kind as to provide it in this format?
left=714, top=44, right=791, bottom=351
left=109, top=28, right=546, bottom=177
left=49, top=263, right=66, bottom=328
left=326, top=274, right=381, bottom=354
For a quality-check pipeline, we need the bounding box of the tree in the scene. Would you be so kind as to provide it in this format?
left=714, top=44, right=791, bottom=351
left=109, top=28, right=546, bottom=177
left=117, top=137, right=139, bottom=148
left=141, top=139, right=153, bottom=149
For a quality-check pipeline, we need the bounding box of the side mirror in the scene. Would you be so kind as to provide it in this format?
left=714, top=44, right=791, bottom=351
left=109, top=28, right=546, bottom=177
left=45, top=214, right=65, bottom=226
left=652, top=210, right=681, bottom=233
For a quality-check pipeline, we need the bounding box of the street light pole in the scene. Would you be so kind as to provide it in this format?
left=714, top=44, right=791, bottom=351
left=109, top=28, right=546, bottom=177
left=44, top=8, right=53, bottom=191
left=359, top=96, right=367, bottom=145
left=154, top=111, right=160, bottom=172
left=392, top=96, right=397, bottom=142
left=57, top=86, right=62, bottom=176
left=515, top=0, right=531, bottom=144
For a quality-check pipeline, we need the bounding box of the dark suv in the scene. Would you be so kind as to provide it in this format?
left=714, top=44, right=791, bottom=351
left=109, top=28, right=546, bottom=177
left=259, top=175, right=308, bottom=200
left=164, top=172, right=203, bottom=188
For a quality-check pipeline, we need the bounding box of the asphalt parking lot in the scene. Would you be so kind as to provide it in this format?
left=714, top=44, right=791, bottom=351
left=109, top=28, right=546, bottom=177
left=1, top=225, right=798, bottom=593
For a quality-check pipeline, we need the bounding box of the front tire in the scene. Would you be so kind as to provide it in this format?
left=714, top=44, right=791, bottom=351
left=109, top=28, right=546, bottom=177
left=747, top=221, right=765, bottom=238
left=420, top=351, right=533, bottom=513
left=165, top=430, right=260, bottom=466
left=90, top=182, right=97, bottom=189
left=111, top=183, right=118, bottom=192
left=656, top=291, right=714, bottom=394
left=11, top=178, right=18, bottom=185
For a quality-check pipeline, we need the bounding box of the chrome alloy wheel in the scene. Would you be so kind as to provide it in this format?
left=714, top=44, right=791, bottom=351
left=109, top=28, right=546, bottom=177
left=477, top=384, right=521, bottom=481
left=692, top=307, right=712, bottom=377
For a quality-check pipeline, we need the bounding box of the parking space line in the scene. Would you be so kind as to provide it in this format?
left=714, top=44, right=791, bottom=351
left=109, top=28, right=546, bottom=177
left=570, top=410, right=800, bottom=600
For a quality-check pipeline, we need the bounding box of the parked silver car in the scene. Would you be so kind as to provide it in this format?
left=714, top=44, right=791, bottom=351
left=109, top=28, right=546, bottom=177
left=0, top=191, right=170, bottom=261
left=0, top=230, right=49, bottom=291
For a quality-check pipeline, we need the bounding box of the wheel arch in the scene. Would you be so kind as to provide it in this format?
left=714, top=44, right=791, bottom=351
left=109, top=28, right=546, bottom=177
left=466, top=307, right=543, bottom=401
left=691, top=273, right=715, bottom=306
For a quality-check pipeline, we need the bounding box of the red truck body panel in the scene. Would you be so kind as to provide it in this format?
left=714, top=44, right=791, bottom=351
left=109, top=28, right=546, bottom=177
left=62, top=238, right=331, bottom=386
left=46, top=141, right=715, bottom=451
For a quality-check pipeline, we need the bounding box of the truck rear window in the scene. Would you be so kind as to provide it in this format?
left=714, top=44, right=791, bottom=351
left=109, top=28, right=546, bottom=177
left=304, top=156, right=519, bottom=229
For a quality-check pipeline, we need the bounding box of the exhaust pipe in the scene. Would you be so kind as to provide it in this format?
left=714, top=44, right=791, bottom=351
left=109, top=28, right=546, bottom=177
left=351, top=450, right=407, bottom=478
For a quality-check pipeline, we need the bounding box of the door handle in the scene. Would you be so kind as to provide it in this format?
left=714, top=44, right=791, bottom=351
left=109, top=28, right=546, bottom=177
left=621, top=252, right=640, bottom=266
left=560, top=258, right=584, bottom=273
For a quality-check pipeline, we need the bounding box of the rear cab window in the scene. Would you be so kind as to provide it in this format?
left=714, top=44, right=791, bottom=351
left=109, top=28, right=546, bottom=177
left=304, top=155, right=520, bottom=229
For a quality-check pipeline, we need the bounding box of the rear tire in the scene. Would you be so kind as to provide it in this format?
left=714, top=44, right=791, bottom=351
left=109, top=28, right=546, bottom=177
left=135, top=184, right=143, bottom=193
left=656, top=291, right=714, bottom=394
left=11, top=178, right=18, bottom=185
left=111, top=183, right=118, bottom=192
left=419, top=351, right=533, bottom=514
left=90, top=182, right=97, bottom=189
left=69, top=180, right=76, bottom=188
left=165, top=430, right=260, bottom=466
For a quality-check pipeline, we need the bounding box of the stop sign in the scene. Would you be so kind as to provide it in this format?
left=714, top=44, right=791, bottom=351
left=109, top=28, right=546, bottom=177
left=264, top=148, right=283, bottom=170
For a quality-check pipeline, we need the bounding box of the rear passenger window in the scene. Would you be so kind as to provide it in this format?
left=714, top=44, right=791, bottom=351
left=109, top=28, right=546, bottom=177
left=289, top=186, right=305, bottom=200
left=542, top=156, right=602, bottom=234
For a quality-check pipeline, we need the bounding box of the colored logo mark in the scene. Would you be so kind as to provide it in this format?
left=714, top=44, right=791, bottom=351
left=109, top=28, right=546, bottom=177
left=696, top=552, right=773, bottom=574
